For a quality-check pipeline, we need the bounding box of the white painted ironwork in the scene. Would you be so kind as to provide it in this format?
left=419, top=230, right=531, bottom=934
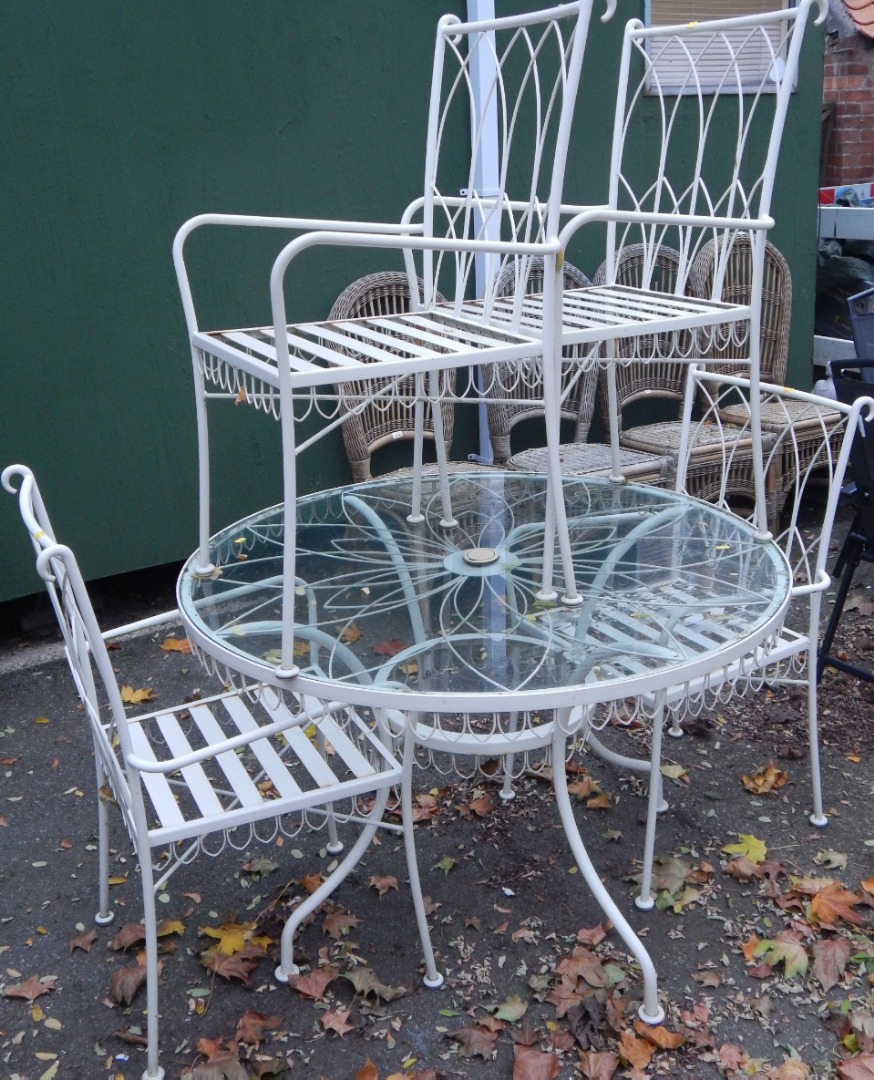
left=2, top=465, right=442, bottom=1080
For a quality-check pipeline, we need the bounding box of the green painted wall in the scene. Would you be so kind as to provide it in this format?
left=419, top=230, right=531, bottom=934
left=0, top=2, right=825, bottom=601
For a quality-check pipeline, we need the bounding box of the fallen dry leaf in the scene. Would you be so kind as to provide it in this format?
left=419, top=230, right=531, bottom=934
left=159, top=637, right=191, bottom=653
left=289, top=967, right=338, bottom=1001
left=448, top=1025, right=500, bottom=1059
left=235, top=1011, right=281, bottom=1047
left=1, top=974, right=57, bottom=1003
left=110, top=964, right=148, bottom=1006
left=576, top=1050, right=619, bottom=1080
left=321, top=1007, right=356, bottom=1039
left=69, top=928, right=98, bottom=953
left=809, top=882, right=866, bottom=926
left=120, top=685, right=154, bottom=704
left=813, top=937, right=851, bottom=992
left=633, top=1020, right=685, bottom=1049
left=354, top=1058, right=379, bottom=1080
left=369, top=874, right=398, bottom=897
left=742, top=761, right=787, bottom=795
left=837, top=1055, right=874, bottom=1079
left=617, top=1030, right=654, bottom=1070
left=512, top=1043, right=560, bottom=1079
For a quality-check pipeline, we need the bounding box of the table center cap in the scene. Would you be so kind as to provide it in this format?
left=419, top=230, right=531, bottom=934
left=463, top=546, right=500, bottom=567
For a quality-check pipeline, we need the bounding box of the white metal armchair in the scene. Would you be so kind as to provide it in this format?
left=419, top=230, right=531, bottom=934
left=2, top=464, right=441, bottom=1080
left=594, top=375, right=874, bottom=911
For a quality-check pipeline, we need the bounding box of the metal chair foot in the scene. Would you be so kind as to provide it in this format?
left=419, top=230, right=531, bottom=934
left=635, top=895, right=655, bottom=911
left=274, top=963, right=300, bottom=985
left=637, top=1002, right=665, bottom=1026
left=809, top=812, right=828, bottom=828
left=95, top=910, right=115, bottom=926
left=423, top=972, right=445, bottom=989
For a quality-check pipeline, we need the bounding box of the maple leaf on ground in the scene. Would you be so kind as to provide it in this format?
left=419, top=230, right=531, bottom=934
left=722, top=833, right=767, bottom=864
left=202, top=942, right=264, bottom=986
left=187, top=1050, right=248, bottom=1079
left=338, top=622, right=362, bottom=644
left=369, top=873, right=398, bottom=897
left=742, top=761, right=787, bottom=795
left=837, top=1056, right=874, bottom=1080
left=512, top=1043, right=560, bottom=1080
left=718, top=1043, right=750, bottom=1073
left=576, top=923, right=609, bottom=946
left=767, top=1058, right=811, bottom=1080
left=556, top=946, right=606, bottom=988
left=490, top=994, right=529, bottom=1022
left=813, top=936, right=851, bottom=992
left=753, top=931, right=809, bottom=979
left=114, top=1027, right=148, bottom=1047
left=69, top=928, right=98, bottom=952
left=235, top=1011, right=281, bottom=1047
left=199, top=920, right=271, bottom=955
left=322, top=908, right=359, bottom=939
left=586, top=791, right=611, bottom=810
left=447, top=1025, right=499, bottom=1059
left=355, top=1059, right=379, bottom=1080
left=809, top=881, right=866, bottom=926
left=343, top=966, right=408, bottom=1002
left=121, top=684, right=155, bottom=704
left=321, top=1008, right=356, bottom=1038
left=567, top=775, right=601, bottom=799
left=723, top=855, right=764, bottom=882
left=159, top=637, right=192, bottom=653
left=633, top=1019, right=685, bottom=1049
left=1, top=974, right=57, bottom=1002
left=617, top=1031, right=654, bottom=1071
left=372, top=639, right=406, bottom=656
left=110, top=963, right=149, bottom=1005
left=509, top=1017, right=541, bottom=1047
left=288, top=967, right=338, bottom=1000
left=576, top=1049, right=619, bottom=1080
left=547, top=983, right=584, bottom=1018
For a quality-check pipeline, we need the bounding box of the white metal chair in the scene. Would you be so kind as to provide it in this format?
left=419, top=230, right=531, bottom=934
left=2, top=464, right=441, bottom=1080
left=174, top=1, right=616, bottom=646
left=590, top=375, right=874, bottom=910
left=533, top=2, right=829, bottom=555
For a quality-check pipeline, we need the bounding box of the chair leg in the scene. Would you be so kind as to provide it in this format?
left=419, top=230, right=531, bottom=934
left=314, top=726, right=344, bottom=855
left=817, top=532, right=863, bottom=682
left=93, top=753, right=114, bottom=927
left=401, top=727, right=444, bottom=989
left=275, top=789, right=390, bottom=983
left=139, top=851, right=165, bottom=1080
left=635, top=702, right=666, bottom=911
left=807, top=598, right=828, bottom=828
left=499, top=711, right=521, bottom=801
left=586, top=730, right=668, bottom=815
left=551, top=719, right=664, bottom=1025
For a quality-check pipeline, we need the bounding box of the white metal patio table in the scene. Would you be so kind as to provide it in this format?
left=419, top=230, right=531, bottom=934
left=177, top=470, right=791, bottom=1022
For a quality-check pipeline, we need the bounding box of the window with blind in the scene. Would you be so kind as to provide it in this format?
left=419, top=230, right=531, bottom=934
left=646, top=1, right=793, bottom=94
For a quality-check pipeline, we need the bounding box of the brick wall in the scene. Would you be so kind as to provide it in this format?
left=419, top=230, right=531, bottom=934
left=823, top=30, right=874, bottom=186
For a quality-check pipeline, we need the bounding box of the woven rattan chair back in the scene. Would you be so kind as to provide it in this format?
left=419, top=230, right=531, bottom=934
left=328, top=272, right=454, bottom=482
left=692, top=236, right=792, bottom=384
left=486, top=257, right=597, bottom=462
left=594, top=244, right=706, bottom=436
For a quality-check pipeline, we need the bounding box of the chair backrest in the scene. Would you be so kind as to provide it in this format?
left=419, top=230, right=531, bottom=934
left=831, top=359, right=874, bottom=539
left=600, top=3, right=825, bottom=299
left=328, top=272, right=455, bottom=482
left=692, top=236, right=792, bottom=384
left=486, top=258, right=598, bottom=460
left=416, top=2, right=608, bottom=314
left=679, top=370, right=871, bottom=600
left=1, top=464, right=140, bottom=835
left=594, top=244, right=706, bottom=433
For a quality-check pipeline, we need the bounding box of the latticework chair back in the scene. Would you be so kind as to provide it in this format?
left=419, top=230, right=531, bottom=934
left=691, top=236, right=792, bottom=384
left=329, top=271, right=454, bottom=482
left=594, top=245, right=706, bottom=436
left=486, top=257, right=598, bottom=462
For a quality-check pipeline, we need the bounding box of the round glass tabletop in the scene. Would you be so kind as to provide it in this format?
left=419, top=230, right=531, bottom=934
left=178, top=471, right=790, bottom=710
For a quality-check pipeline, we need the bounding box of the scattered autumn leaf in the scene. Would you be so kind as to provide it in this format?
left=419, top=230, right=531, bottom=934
left=577, top=1050, right=619, bottom=1080
left=159, top=637, right=191, bottom=653
left=448, top=1025, right=499, bottom=1059
left=813, top=937, right=851, bottom=992
left=491, top=994, right=529, bottom=1022
left=110, top=964, right=149, bottom=1005
left=338, top=622, right=362, bottom=643
left=199, top=921, right=270, bottom=955
left=289, top=967, right=338, bottom=1001
left=319, top=1010, right=354, bottom=1036
left=753, top=931, right=809, bottom=979
left=69, top=928, right=98, bottom=953
left=342, top=967, right=408, bottom=1002
left=512, top=1043, right=560, bottom=1079
left=120, top=685, right=155, bottom=704
left=722, top=833, right=767, bottom=865
left=354, top=1058, right=379, bottom=1080
left=235, top=1011, right=281, bottom=1047
left=837, top=1056, right=874, bottom=1080
left=617, top=1030, right=654, bottom=1070
left=767, top=1059, right=810, bottom=1080
left=201, top=944, right=264, bottom=985
left=633, top=1020, right=685, bottom=1049
left=373, top=639, right=406, bottom=656
left=369, top=874, right=398, bottom=897
left=322, top=908, right=360, bottom=940
left=742, top=761, right=787, bottom=795
left=1, top=974, right=57, bottom=1003
left=809, top=882, right=865, bottom=926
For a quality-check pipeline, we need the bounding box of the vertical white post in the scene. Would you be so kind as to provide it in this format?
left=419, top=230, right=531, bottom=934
left=468, top=0, right=499, bottom=464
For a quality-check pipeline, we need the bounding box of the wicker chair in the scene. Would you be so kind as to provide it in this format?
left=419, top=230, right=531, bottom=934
left=329, top=272, right=455, bottom=482
left=595, top=244, right=775, bottom=524
left=693, top=236, right=841, bottom=525
left=486, top=258, right=597, bottom=463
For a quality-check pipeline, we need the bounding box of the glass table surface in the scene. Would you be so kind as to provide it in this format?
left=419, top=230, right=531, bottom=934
left=178, top=471, right=791, bottom=711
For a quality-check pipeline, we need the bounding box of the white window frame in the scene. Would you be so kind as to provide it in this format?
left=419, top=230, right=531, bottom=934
left=645, top=1, right=795, bottom=95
